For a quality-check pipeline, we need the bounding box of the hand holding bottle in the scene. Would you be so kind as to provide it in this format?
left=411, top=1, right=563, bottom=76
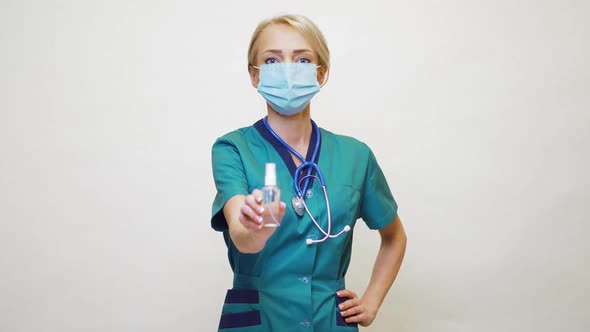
left=228, top=189, right=285, bottom=253
left=239, top=189, right=286, bottom=229
left=236, top=164, right=286, bottom=249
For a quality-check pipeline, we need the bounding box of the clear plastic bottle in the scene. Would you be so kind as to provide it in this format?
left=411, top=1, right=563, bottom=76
left=261, top=163, right=281, bottom=227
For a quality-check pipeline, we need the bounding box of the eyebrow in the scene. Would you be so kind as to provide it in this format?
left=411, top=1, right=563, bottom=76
left=262, top=49, right=314, bottom=54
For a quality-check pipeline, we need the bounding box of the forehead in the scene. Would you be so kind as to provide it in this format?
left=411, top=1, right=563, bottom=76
left=257, top=23, right=313, bottom=52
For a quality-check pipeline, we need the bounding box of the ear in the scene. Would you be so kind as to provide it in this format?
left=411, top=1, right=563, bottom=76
left=317, top=66, right=328, bottom=86
left=248, top=66, right=260, bottom=88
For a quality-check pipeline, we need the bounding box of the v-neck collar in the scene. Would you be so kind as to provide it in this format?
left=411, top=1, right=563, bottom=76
left=254, top=118, right=321, bottom=189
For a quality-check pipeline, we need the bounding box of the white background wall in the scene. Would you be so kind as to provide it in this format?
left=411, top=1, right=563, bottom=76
left=1, top=0, right=589, bottom=331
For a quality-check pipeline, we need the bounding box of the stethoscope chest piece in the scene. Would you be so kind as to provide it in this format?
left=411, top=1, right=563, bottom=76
left=292, top=196, right=304, bottom=217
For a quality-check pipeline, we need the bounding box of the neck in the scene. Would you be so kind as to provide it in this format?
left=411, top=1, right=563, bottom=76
left=266, top=104, right=312, bottom=149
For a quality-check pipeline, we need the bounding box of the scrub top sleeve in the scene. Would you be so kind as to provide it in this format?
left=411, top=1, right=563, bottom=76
left=211, top=137, right=249, bottom=232
left=360, top=148, right=398, bottom=230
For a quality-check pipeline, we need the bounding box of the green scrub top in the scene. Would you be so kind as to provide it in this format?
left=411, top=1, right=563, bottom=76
left=211, top=119, right=398, bottom=331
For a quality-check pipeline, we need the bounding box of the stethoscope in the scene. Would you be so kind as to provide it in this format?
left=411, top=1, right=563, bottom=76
left=263, top=117, right=351, bottom=245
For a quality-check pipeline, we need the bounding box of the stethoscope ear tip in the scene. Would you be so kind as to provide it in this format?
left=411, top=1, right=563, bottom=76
left=343, top=225, right=351, bottom=232
left=306, top=239, right=314, bottom=246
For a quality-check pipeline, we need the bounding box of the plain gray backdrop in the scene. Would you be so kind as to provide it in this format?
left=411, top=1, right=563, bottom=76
left=1, top=0, right=589, bottom=331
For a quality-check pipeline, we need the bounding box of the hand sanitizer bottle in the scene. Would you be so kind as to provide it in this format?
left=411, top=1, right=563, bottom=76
left=262, top=163, right=280, bottom=227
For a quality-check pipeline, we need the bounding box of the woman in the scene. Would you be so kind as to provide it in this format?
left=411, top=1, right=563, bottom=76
left=211, top=14, right=407, bottom=331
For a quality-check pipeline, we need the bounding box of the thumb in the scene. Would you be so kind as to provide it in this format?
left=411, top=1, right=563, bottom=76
left=278, top=201, right=287, bottom=220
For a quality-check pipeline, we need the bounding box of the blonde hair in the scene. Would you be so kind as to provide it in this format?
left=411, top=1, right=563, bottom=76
left=247, top=14, right=330, bottom=85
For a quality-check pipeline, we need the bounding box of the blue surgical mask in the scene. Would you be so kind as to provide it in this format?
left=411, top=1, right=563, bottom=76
left=254, top=63, right=321, bottom=116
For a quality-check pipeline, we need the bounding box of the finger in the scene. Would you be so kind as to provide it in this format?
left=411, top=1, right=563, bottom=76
left=240, top=204, right=263, bottom=226
left=251, top=189, right=263, bottom=203
left=337, top=289, right=357, bottom=300
left=345, top=312, right=367, bottom=325
left=336, top=290, right=358, bottom=311
left=340, top=304, right=363, bottom=318
left=245, top=195, right=264, bottom=215
left=278, top=201, right=287, bottom=220
left=339, top=298, right=360, bottom=311
left=238, top=213, right=262, bottom=229
left=238, top=214, right=263, bottom=230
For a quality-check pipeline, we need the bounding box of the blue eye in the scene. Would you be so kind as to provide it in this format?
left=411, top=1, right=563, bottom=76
left=265, top=57, right=280, bottom=64
left=296, top=57, right=311, bottom=63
